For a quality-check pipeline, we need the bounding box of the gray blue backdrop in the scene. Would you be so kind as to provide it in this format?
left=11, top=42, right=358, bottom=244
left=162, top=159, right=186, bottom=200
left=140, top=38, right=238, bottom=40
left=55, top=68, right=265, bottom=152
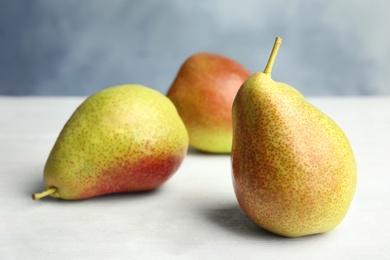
left=1, top=0, right=389, bottom=96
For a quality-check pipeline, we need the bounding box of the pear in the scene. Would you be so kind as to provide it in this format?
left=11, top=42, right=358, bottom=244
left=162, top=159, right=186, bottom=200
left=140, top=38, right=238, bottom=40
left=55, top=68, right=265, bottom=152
left=33, top=84, right=189, bottom=200
left=231, top=37, right=357, bottom=237
left=167, top=53, right=251, bottom=153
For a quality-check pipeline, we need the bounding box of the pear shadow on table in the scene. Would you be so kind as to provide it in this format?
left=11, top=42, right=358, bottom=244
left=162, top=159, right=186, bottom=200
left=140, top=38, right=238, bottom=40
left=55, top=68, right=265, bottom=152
left=201, top=202, right=285, bottom=240
left=83, top=189, right=161, bottom=203
left=187, top=147, right=231, bottom=156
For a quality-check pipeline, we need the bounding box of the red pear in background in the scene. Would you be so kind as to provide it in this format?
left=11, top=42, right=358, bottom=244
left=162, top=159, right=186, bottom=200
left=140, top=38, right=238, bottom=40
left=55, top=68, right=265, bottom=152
left=167, top=53, right=251, bottom=153
left=33, top=84, right=189, bottom=200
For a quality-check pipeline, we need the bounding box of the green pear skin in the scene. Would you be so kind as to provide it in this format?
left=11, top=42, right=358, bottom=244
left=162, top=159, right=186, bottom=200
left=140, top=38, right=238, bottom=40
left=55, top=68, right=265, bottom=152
left=33, top=84, right=189, bottom=200
left=231, top=37, right=357, bottom=237
left=167, top=53, right=251, bottom=153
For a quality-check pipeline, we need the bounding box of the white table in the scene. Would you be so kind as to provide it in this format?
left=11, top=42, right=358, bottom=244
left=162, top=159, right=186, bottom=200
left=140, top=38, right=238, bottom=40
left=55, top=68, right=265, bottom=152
left=1, top=96, right=389, bottom=259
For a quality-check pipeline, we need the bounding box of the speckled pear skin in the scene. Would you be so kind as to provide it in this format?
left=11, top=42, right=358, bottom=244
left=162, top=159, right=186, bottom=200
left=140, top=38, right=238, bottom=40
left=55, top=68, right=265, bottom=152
left=44, top=84, right=189, bottom=200
left=231, top=73, right=357, bottom=237
left=167, top=53, right=251, bottom=153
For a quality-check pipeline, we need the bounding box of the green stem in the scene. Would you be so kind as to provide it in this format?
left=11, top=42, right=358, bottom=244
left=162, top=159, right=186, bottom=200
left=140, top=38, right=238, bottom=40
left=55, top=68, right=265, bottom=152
left=32, top=187, right=57, bottom=200
left=263, top=37, right=283, bottom=76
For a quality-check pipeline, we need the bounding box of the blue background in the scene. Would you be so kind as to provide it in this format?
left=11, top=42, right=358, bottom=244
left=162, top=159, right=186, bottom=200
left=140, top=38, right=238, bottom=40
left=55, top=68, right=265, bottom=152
left=1, top=0, right=389, bottom=96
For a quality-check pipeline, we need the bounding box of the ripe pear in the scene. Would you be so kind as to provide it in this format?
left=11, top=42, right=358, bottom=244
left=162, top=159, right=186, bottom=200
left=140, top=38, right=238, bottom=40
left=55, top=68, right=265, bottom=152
left=33, top=84, right=189, bottom=200
left=231, top=37, right=357, bottom=237
left=167, top=53, right=251, bottom=153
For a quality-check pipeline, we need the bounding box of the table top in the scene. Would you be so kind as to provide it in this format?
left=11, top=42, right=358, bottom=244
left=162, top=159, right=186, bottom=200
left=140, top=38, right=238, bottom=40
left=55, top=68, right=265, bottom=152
left=1, top=96, right=389, bottom=259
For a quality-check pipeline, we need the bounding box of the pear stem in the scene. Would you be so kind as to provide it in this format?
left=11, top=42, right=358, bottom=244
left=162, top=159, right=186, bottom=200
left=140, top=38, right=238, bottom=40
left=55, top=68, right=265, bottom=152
left=32, top=187, right=57, bottom=200
left=263, top=36, right=283, bottom=76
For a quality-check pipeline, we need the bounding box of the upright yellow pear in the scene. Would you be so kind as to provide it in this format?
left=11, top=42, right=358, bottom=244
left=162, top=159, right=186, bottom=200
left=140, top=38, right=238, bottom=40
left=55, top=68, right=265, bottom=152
left=231, top=37, right=357, bottom=237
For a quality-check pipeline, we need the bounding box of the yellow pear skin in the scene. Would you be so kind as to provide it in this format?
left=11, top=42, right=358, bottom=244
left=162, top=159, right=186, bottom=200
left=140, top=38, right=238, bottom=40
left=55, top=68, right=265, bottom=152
left=231, top=37, right=357, bottom=237
left=33, top=84, right=189, bottom=200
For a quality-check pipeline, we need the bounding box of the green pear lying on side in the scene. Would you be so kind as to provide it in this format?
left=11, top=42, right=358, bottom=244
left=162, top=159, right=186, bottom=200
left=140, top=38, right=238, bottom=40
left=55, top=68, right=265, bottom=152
left=33, top=84, right=189, bottom=200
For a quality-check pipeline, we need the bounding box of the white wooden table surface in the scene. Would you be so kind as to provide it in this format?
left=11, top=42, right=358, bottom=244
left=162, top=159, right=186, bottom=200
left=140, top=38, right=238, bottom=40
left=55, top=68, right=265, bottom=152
left=0, top=96, right=389, bottom=259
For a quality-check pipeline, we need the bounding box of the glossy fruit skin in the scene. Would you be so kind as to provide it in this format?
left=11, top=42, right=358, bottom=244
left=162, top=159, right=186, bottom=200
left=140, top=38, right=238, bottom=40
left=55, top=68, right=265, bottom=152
left=231, top=73, right=357, bottom=237
left=44, top=84, right=189, bottom=200
left=167, top=53, right=251, bottom=153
